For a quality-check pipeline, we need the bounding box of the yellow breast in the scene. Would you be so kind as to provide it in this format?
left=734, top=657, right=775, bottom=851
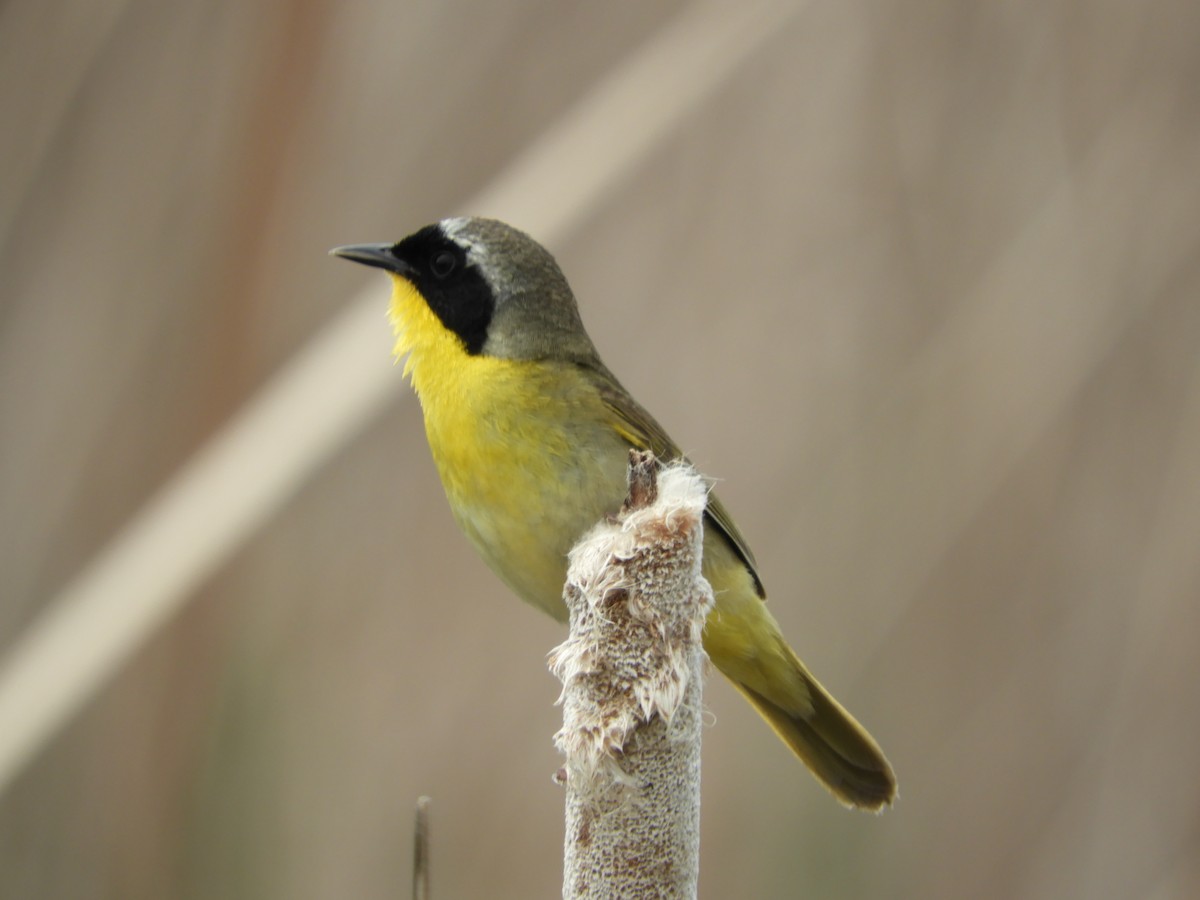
left=390, top=276, right=629, bottom=618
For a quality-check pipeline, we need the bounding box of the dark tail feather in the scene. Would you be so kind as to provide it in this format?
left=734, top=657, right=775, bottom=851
left=732, top=669, right=897, bottom=811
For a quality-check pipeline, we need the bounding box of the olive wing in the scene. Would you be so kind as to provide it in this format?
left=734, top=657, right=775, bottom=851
left=584, top=362, right=766, bottom=598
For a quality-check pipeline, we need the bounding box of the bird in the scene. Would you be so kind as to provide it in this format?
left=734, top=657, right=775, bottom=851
left=332, top=217, right=896, bottom=810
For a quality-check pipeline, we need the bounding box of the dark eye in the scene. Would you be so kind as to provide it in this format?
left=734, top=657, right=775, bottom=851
left=430, top=250, right=457, bottom=278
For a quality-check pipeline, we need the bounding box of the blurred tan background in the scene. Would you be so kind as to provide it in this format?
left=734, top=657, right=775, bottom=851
left=3, top=1, right=1199, bottom=897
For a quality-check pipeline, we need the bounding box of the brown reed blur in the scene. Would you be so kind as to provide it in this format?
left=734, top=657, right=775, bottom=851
left=2, top=2, right=1198, bottom=897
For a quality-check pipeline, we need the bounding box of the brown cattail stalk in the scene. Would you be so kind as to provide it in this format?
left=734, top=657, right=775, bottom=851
left=550, top=451, right=713, bottom=900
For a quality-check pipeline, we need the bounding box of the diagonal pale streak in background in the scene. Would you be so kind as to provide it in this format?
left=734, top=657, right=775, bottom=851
left=0, top=0, right=803, bottom=799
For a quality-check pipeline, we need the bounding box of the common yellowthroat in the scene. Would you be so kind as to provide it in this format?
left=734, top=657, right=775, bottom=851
left=333, top=218, right=896, bottom=810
